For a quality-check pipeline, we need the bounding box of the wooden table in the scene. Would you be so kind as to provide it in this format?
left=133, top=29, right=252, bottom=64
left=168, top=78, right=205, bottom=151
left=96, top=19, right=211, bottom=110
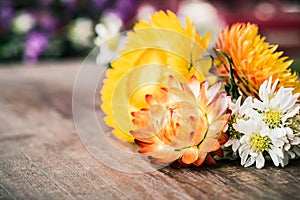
left=0, top=60, right=299, bottom=200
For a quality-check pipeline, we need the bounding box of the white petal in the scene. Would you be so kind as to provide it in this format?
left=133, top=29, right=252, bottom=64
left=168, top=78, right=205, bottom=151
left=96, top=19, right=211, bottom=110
left=234, top=119, right=261, bottom=135
left=255, top=153, right=265, bottom=169
left=273, top=139, right=285, bottom=147
left=224, top=139, right=233, bottom=147
left=271, top=78, right=279, bottom=93
left=240, top=96, right=253, bottom=113
left=232, top=139, right=240, bottom=152
left=240, top=147, right=250, bottom=165
left=282, top=106, right=300, bottom=122
left=239, top=136, right=249, bottom=145
left=259, top=79, right=268, bottom=100
left=272, top=146, right=284, bottom=158
left=269, top=148, right=279, bottom=166
left=291, top=137, right=300, bottom=145
left=281, top=95, right=298, bottom=111
left=270, top=90, right=282, bottom=108
left=253, top=99, right=265, bottom=110
left=285, top=127, right=293, bottom=137
left=249, top=151, right=258, bottom=157
left=260, top=128, right=269, bottom=137
left=289, top=151, right=296, bottom=159
left=284, top=143, right=291, bottom=151
left=244, top=156, right=255, bottom=167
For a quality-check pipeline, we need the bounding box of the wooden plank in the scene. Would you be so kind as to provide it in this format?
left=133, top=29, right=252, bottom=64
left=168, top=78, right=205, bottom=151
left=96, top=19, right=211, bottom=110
left=0, top=60, right=299, bottom=200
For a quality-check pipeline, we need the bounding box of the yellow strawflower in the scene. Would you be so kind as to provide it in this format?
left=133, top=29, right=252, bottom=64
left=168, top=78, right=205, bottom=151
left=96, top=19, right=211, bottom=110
left=101, top=10, right=212, bottom=142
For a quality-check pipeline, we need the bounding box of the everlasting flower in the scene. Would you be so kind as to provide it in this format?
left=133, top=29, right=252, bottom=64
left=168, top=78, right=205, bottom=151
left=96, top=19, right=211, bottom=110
left=131, top=76, right=230, bottom=166
left=101, top=10, right=213, bottom=142
left=215, top=23, right=300, bottom=99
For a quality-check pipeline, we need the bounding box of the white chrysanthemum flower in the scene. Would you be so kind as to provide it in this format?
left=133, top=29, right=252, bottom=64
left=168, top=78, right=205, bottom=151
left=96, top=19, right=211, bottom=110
left=280, top=113, right=300, bottom=166
left=234, top=119, right=284, bottom=169
left=253, top=76, right=299, bottom=132
left=224, top=96, right=253, bottom=152
left=226, top=77, right=300, bottom=168
left=253, top=76, right=300, bottom=165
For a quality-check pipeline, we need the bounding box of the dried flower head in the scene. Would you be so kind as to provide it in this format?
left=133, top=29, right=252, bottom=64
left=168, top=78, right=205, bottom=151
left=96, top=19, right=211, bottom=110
left=131, top=76, right=230, bottom=166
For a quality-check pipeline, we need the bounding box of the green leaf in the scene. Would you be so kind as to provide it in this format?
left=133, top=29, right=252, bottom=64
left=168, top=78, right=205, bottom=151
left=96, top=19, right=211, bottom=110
left=216, top=49, right=240, bottom=100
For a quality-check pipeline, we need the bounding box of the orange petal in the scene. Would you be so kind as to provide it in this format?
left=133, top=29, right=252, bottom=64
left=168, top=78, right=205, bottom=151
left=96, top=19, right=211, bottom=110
left=193, top=153, right=207, bottom=166
left=218, top=132, right=229, bottom=145
left=132, top=110, right=151, bottom=127
left=181, top=147, right=198, bottom=164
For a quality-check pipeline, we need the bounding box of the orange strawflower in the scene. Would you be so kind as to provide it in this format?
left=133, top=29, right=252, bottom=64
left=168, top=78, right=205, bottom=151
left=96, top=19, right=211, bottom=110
left=131, top=76, right=230, bottom=166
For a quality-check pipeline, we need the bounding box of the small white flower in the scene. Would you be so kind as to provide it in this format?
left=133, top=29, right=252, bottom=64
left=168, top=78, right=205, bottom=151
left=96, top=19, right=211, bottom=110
left=253, top=77, right=299, bottom=130
left=234, top=119, right=284, bottom=169
left=13, top=12, right=35, bottom=34
left=226, top=77, right=300, bottom=168
left=253, top=76, right=300, bottom=166
left=94, top=12, right=124, bottom=66
left=69, top=18, right=93, bottom=48
left=224, top=96, right=253, bottom=152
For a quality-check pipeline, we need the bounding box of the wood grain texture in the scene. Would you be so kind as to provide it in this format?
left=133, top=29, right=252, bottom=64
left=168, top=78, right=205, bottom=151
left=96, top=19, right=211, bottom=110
left=0, top=60, right=300, bottom=200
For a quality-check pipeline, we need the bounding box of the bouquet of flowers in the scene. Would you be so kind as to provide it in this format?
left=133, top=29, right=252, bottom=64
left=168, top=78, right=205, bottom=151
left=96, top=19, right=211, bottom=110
left=99, top=10, right=300, bottom=169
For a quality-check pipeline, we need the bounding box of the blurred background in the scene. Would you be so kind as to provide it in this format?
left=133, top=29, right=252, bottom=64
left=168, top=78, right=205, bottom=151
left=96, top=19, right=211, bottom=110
left=0, top=0, right=299, bottom=71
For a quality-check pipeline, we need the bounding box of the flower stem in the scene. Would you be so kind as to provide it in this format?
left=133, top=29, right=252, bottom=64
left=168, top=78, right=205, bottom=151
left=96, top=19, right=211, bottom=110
left=216, top=49, right=240, bottom=100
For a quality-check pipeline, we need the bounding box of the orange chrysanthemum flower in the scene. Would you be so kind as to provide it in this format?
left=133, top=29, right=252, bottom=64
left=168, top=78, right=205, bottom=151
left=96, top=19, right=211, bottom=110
left=130, top=76, right=230, bottom=166
left=215, top=22, right=300, bottom=99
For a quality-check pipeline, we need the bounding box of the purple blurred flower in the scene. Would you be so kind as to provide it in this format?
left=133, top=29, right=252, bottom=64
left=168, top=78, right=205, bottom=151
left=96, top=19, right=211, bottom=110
left=0, top=2, right=13, bottom=31
left=114, top=0, right=137, bottom=22
left=25, top=32, right=48, bottom=62
left=36, top=11, right=57, bottom=32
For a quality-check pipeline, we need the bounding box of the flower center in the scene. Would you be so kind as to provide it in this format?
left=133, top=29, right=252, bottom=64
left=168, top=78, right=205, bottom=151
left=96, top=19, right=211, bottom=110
left=228, top=115, right=243, bottom=139
left=250, top=132, right=271, bottom=152
left=262, top=110, right=282, bottom=129
left=285, top=113, right=300, bottom=132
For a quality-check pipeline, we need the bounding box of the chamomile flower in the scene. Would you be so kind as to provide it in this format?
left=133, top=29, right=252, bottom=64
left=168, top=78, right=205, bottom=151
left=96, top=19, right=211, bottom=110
left=224, top=96, right=253, bottom=152
left=234, top=119, right=284, bottom=169
left=253, top=77, right=300, bottom=160
left=280, top=113, right=300, bottom=166
left=230, top=77, right=300, bottom=168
